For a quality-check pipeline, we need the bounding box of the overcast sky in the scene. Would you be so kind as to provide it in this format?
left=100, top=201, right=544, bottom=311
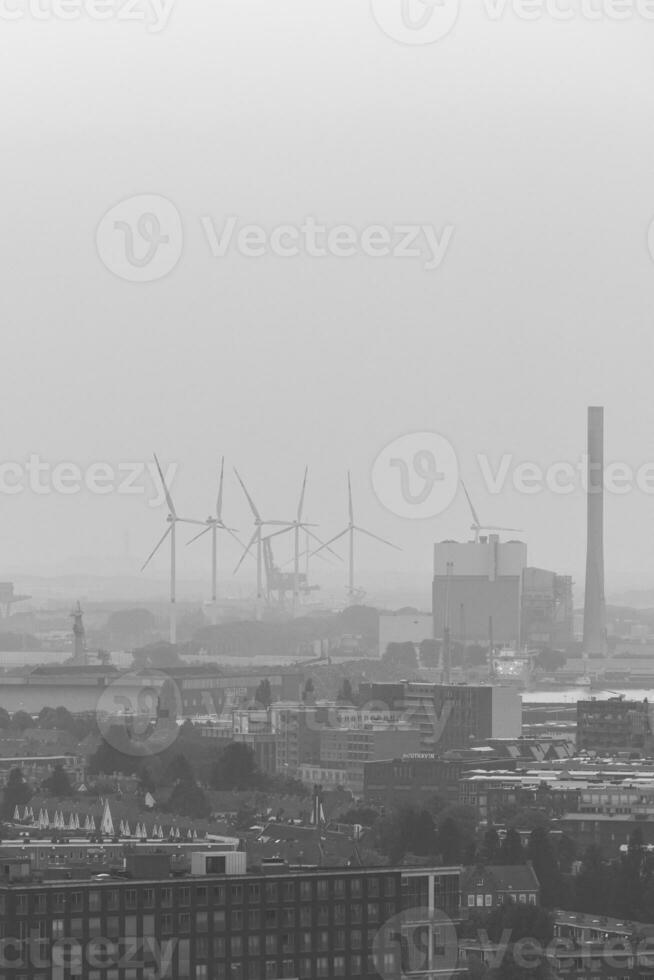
left=1, top=1, right=654, bottom=600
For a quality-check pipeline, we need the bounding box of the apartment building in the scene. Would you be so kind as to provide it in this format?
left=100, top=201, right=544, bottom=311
left=0, top=853, right=463, bottom=980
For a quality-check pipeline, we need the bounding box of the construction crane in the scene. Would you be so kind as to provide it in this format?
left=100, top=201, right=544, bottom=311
left=460, top=480, right=522, bottom=543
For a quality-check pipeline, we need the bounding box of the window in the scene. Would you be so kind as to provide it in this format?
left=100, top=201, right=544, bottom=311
left=351, top=904, right=362, bottom=923
left=106, top=890, right=119, bottom=911
left=367, top=878, right=380, bottom=897
left=161, top=914, right=174, bottom=934
left=334, top=955, right=346, bottom=975
left=334, top=878, right=346, bottom=896
left=195, top=968, right=208, bottom=980
left=143, top=888, right=155, bottom=908
left=281, top=908, right=295, bottom=928
left=519, top=894, right=527, bottom=904
left=282, top=932, right=294, bottom=953
left=179, top=913, right=191, bottom=933
left=213, top=910, right=226, bottom=929
left=265, top=935, right=277, bottom=954
left=231, top=936, right=243, bottom=957
left=213, top=937, right=226, bottom=958
left=264, top=882, right=278, bottom=903
left=125, top=889, right=137, bottom=909
left=143, top=914, right=155, bottom=937
left=351, top=929, right=362, bottom=949
left=317, top=905, right=329, bottom=925
left=529, top=894, right=537, bottom=905
left=316, top=880, right=329, bottom=899
left=248, top=936, right=260, bottom=956
left=351, top=879, right=362, bottom=897
left=196, top=911, right=208, bottom=932
left=264, top=962, right=277, bottom=979
left=283, top=882, right=295, bottom=902
left=196, top=885, right=207, bottom=905
left=213, top=885, right=225, bottom=903
left=248, top=884, right=261, bottom=902
left=485, top=895, right=492, bottom=907
left=316, top=956, right=329, bottom=977
left=383, top=878, right=396, bottom=897
left=161, top=888, right=173, bottom=908
left=265, top=909, right=277, bottom=928
left=52, top=919, right=65, bottom=939
left=231, top=910, right=243, bottom=930
left=367, top=902, right=379, bottom=921
left=248, top=909, right=260, bottom=929
left=106, top=917, right=120, bottom=938
left=70, top=892, right=83, bottom=911
left=179, top=886, right=191, bottom=907
left=231, top=885, right=243, bottom=904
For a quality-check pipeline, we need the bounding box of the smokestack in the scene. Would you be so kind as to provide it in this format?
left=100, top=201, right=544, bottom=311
left=582, top=406, right=607, bottom=657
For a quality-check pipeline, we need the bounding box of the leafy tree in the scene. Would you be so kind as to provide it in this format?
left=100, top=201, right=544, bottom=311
left=527, top=827, right=563, bottom=907
left=167, top=775, right=210, bottom=818
left=383, top=642, right=418, bottom=671
left=337, top=678, right=354, bottom=703
left=43, top=765, right=75, bottom=798
left=10, top=710, right=33, bottom=731
left=212, top=743, right=261, bottom=791
left=481, top=825, right=501, bottom=863
left=3, top=768, right=32, bottom=818
left=0, top=707, right=11, bottom=729
left=437, top=816, right=463, bottom=864
left=499, top=828, right=525, bottom=865
left=106, top=608, right=156, bottom=642
left=574, top=845, right=610, bottom=915
left=255, top=679, right=273, bottom=708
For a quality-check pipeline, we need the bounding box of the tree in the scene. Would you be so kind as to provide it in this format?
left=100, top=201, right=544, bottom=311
left=574, top=845, right=610, bottom=915
left=337, top=678, right=354, bottom=703
left=383, top=642, right=418, bottom=671
left=43, top=765, right=75, bottom=798
left=10, top=710, right=33, bottom=731
left=0, top=707, right=11, bottom=729
left=481, top=826, right=501, bottom=863
left=527, top=827, right=563, bottom=908
left=255, top=679, right=273, bottom=708
left=3, top=768, right=32, bottom=818
left=167, top=775, right=210, bottom=818
left=212, top=743, right=261, bottom=791
left=499, top=828, right=525, bottom=865
left=437, top=817, right=463, bottom=864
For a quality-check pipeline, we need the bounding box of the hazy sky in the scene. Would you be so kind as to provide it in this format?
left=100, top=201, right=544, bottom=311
left=2, top=1, right=654, bottom=599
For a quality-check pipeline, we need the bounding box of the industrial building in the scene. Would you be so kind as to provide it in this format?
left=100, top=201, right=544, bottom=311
left=432, top=537, right=573, bottom=649
left=576, top=698, right=654, bottom=756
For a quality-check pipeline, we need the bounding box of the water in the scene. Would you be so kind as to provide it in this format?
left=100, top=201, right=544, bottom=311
left=522, top=686, right=654, bottom=704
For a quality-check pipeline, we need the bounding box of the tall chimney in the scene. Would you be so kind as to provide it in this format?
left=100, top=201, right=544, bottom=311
left=582, top=406, right=607, bottom=657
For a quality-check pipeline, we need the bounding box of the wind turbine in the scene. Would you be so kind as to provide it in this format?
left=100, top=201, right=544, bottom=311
left=311, top=471, right=400, bottom=603
left=232, top=470, right=295, bottom=620
left=262, top=467, right=341, bottom=617
left=141, top=455, right=205, bottom=644
left=460, top=479, right=522, bottom=543
left=186, top=457, right=243, bottom=623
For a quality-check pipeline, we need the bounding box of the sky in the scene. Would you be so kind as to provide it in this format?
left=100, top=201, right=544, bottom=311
left=1, top=0, right=654, bottom=602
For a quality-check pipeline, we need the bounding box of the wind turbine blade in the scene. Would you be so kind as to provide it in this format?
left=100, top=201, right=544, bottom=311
left=347, top=471, right=354, bottom=524
left=216, top=457, right=225, bottom=520
left=224, top=527, right=246, bottom=550
left=154, top=454, right=176, bottom=517
left=310, top=528, right=349, bottom=558
left=354, top=525, right=401, bottom=551
left=297, top=466, right=308, bottom=523
left=186, top=525, right=213, bottom=546
left=141, top=525, right=172, bottom=571
left=482, top=526, right=523, bottom=534
left=460, top=479, right=481, bottom=529
left=234, top=469, right=261, bottom=522
left=233, top=529, right=259, bottom=575
left=263, top=526, right=294, bottom=544
left=304, top=529, right=343, bottom=562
